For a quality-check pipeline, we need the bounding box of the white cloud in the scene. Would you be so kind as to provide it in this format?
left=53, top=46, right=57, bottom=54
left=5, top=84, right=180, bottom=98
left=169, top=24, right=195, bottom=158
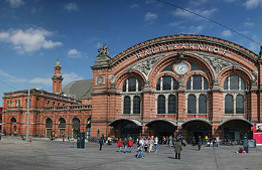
left=0, top=28, right=62, bottom=53
left=0, top=70, right=11, bottom=77
left=6, top=0, right=25, bottom=8
left=67, top=48, right=81, bottom=58
left=173, top=8, right=217, bottom=19
left=63, top=72, right=83, bottom=86
left=243, top=22, right=255, bottom=27
left=30, top=77, right=52, bottom=87
left=221, top=30, right=233, bottom=37
left=189, top=25, right=204, bottom=34
left=64, top=3, right=79, bottom=12
left=168, top=21, right=183, bottom=27
left=130, top=4, right=139, bottom=9
left=9, top=78, right=27, bottom=83
left=144, top=12, right=158, bottom=21
left=243, top=0, right=262, bottom=9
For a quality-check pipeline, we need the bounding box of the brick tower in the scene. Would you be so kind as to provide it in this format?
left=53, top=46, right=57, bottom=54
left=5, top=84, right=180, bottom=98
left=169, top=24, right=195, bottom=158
left=52, top=59, right=63, bottom=94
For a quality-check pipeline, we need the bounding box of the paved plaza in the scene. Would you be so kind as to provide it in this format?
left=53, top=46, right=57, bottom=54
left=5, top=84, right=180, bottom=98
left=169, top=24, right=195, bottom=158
left=0, top=137, right=262, bottom=170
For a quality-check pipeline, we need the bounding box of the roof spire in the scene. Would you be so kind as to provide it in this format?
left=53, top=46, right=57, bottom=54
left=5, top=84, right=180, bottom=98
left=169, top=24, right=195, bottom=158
left=55, top=59, right=61, bottom=67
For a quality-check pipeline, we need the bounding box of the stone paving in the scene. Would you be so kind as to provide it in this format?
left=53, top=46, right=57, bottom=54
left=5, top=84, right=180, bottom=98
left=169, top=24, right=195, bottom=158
left=0, top=136, right=262, bottom=170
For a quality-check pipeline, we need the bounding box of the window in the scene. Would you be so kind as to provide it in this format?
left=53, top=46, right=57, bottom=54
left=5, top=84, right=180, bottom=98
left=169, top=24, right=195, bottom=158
left=224, top=76, right=246, bottom=114
left=133, top=96, right=141, bottom=114
left=168, top=95, right=176, bottom=114
left=186, top=75, right=208, bottom=90
left=156, top=76, right=179, bottom=91
left=58, top=118, right=66, bottom=128
left=157, top=95, right=166, bottom=114
left=188, top=94, right=196, bottom=114
left=225, top=94, right=234, bottom=113
left=163, top=76, right=171, bottom=90
left=46, top=118, right=53, bottom=128
left=124, top=96, right=131, bottom=114
left=236, top=94, right=244, bottom=114
left=199, top=94, right=207, bottom=114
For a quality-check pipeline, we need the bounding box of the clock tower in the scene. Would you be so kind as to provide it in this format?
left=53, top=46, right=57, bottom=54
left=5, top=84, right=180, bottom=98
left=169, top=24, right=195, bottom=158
left=52, top=59, right=63, bottom=94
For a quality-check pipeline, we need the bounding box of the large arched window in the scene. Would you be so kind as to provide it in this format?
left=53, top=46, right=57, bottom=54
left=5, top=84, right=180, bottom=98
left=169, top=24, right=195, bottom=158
left=122, top=77, right=142, bottom=115
left=157, top=95, right=166, bottom=114
left=199, top=94, right=207, bottom=114
left=46, top=118, right=53, bottom=129
left=225, top=94, right=234, bottom=113
left=188, top=94, right=196, bottom=114
left=58, top=118, right=66, bottom=129
left=168, top=95, right=176, bottom=114
left=236, top=94, right=244, bottom=114
left=186, top=75, right=209, bottom=114
left=156, top=76, right=179, bottom=91
left=224, top=75, right=246, bottom=114
left=133, top=96, right=141, bottom=114
left=124, top=96, right=131, bottom=114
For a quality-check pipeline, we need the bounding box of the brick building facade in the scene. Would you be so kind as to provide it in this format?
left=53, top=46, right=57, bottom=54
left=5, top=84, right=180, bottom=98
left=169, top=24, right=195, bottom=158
left=2, top=35, right=262, bottom=142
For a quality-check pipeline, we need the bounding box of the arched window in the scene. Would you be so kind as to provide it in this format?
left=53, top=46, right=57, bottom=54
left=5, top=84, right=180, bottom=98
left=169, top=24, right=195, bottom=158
left=157, top=95, right=166, bottom=114
left=124, top=96, right=131, bottom=114
left=224, top=76, right=245, bottom=90
left=168, top=95, right=176, bottom=114
left=225, top=94, right=234, bottom=113
left=11, top=117, right=16, bottom=124
left=58, top=118, right=66, bottom=129
left=156, top=76, right=179, bottom=91
left=199, top=94, right=207, bottom=114
left=122, top=77, right=142, bottom=92
left=133, top=96, right=141, bottom=114
left=72, top=118, right=80, bottom=130
left=236, top=94, right=244, bottom=114
left=188, top=94, right=196, bottom=114
left=186, top=75, right=208, bottom=90
left=46, top=118, right=53, bottom=129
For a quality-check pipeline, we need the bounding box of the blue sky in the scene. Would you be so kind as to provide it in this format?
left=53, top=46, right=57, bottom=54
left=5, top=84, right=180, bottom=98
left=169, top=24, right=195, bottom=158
left=0, top=0, right=262, bottom=105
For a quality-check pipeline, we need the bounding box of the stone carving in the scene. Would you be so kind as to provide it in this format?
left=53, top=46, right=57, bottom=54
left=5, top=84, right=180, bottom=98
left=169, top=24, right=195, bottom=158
left=202, top=55, right=232, bottom=74
left=252, top=71, right=257, bottom=85
left=98, top=44, right=109, bottom=55
left=130, top=55, right=161, bottom=76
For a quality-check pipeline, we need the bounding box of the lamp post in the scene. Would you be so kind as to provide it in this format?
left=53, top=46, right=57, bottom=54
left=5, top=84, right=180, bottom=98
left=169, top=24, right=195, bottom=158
left=26, top=89, right=30, bottom=142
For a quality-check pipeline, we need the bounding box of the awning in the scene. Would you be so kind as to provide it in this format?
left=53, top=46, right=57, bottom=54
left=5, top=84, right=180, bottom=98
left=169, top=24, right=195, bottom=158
left=145, top=119, right=177, bottom=127
left=181, top=118, right=212, bottom=126
left=109, top=118, right=142, bottom=127
left=219, top=118, right=253, bottom=126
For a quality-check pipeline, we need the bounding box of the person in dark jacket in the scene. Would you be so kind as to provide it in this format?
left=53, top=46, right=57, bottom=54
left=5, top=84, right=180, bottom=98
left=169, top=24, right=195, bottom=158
left=123, top=138, right=128, bottom=153
left=198, top=136, right=202, bottom=151
left=243, top=136, right=249, bottom=153
left=99, top=137, right=104, bottom=151
left=174, top=138, right=182, bottom=159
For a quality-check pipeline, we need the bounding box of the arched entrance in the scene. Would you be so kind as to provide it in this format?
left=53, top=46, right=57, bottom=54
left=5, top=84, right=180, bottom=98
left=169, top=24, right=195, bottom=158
left=45, top=118, right=53, bottom=137
left=219, top=118, right=252, bottom=143
left=58, top=118, right=66, bottom=137
left=182, top=119, right=212, bottom=143
left=10, top=117, right=17, bottom=135
left=72, top=118, right=80, bottom=138
left=146, top=119, right=176, bottom=141
left=109, top=119, right=142, bottom=139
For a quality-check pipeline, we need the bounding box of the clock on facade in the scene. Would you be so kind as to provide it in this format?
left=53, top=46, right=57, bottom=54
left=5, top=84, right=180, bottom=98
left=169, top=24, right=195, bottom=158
left=174, top=62, right=189, bottom=75
left=97, top=76, right=104, bottom=85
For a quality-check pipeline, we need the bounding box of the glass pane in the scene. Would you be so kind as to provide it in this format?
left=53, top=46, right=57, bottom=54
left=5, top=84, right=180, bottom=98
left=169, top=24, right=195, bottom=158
left=168, top=95, right=176, bottom=114
left=123, top=81, right=126, bottom=92
left=46, top=118, right=53, bottom=128
left=225, top=95, right=233, bottom=113
left=157, top=79, right=161, bottom=90
left=204, top=79, right=208, bottom=90
left=133, top=96, right=140, bottom=114
left=224, top=78, right=228, bottom=90
left=128, top=78, right=136, bottom=91
left=124, top=96, right=131, bottom=114
left=186, top=78, right=191, bottom=90
left=193, top=75, right=201, bottom=90
left=241, top=78, right=245, bottom=90
left=163, top=76, right=171, bottom=90
left=188, top=94, right=196, bottom=114
left=162, top=64, right=173, bottom=71
left=199, top=94, right=207, bottom=114
left=230, top=76, right=239, bottom=90
left=58, top=118, right=66, bottom=128
left=236, top=95, right=244, bottom=114
left=157, top=95, right=165, bottom=114
left=138, top=80, right=142, bottom=91
left=173, top=80, right=179, bottom=90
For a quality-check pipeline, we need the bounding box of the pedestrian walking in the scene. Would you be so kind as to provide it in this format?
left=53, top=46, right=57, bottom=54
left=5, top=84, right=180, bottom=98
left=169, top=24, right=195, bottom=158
left=99, top=137, right=104, bottom=151
left=154, top=136, right=159, bottom=153
left=169, top=136, right=173, bottom=147
left=174, top=138, right=182, bottom=159
left=128, top=137, right=134, bottom=153
left=198, top=136, right=202, bottom=151
left=192, top=137, right=196, bottom=146
left=117, top=139, right=123, bottom=152
left=148, top=136, right=154, bottom=153
left=144, top=137, right=148, bottom=152
left=123, top=138, right=128, bottom=153
left=136, top=137, right=144, bottom=158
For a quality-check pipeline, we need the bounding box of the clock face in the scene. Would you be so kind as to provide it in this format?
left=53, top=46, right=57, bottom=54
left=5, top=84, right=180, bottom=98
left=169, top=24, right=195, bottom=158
left=175, top=62, right=189, bottom=75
